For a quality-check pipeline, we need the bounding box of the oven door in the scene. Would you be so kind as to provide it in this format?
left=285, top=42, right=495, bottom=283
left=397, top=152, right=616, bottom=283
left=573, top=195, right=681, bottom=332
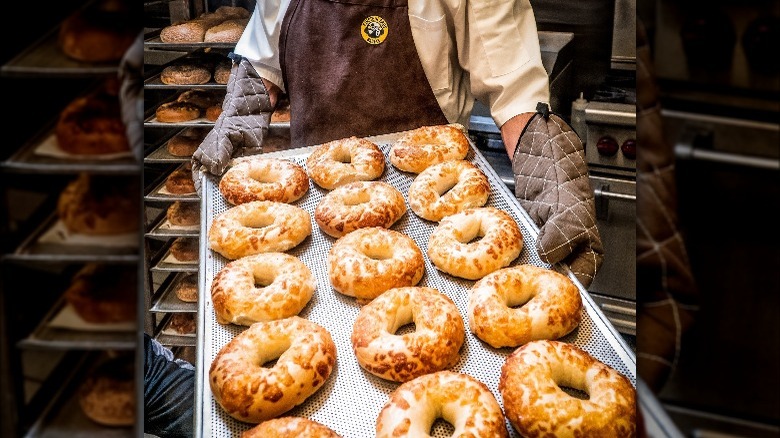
left=588, top=171, right=636, bottom=336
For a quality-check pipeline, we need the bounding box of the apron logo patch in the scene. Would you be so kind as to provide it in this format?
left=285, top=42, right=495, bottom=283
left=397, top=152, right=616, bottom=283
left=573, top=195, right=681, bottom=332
left=361, top=16, right=388, bottom=45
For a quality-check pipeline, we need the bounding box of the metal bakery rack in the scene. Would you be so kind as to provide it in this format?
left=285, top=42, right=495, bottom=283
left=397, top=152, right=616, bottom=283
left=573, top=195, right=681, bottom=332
left=195, top=131, right=637, bottom=438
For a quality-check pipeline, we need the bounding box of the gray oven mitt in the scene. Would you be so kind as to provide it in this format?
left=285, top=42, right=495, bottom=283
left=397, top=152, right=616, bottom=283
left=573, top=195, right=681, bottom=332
left=191, top=54, right=273, bottom=194
left=512, top=103, right=604, bottom=288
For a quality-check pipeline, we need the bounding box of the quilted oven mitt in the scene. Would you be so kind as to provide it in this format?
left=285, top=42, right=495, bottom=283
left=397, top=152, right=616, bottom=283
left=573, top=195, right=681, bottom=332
left=192, top=54, right=273, bottom=194
left=512, top=103, right=604, bottom=288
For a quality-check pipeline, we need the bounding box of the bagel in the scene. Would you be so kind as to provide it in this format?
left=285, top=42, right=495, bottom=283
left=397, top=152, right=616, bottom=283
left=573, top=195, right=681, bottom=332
left=428, top=207, right=523, bottom=280
left=211, top=253, right=315, bottom=325
left=351, top=287, right=464, bottom=382
left=468, top=265, right=582, bottom=348
left=499, top=340, right=637, bottom=437
left=328, top=227, right=424, bottom=302
left=408, top=160, right=490, bottom=222
left=306, top=137, right=385, bottom=190
left=389, top=124, right=470, bottom=173
left=219, top=158, right=309, bottom=205
left=376, top=371, right=508, bottom=438
left=314, top=181, right=406, bottom=238
left=242, top=417, right=341, bottom=438
left=208, top=201, right=311, bottom=260
left=210, top=316, right=337, bottom=423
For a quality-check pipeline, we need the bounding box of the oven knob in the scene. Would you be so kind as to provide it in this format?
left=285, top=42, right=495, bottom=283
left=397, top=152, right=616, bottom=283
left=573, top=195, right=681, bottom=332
left=621, top=139, right=636, bottom=159
left=596, top=136, right=619, bottom=156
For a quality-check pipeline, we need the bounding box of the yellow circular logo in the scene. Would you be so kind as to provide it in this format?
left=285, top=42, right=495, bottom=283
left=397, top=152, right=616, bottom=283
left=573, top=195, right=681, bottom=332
left=361, top=16, right=388, bottom=45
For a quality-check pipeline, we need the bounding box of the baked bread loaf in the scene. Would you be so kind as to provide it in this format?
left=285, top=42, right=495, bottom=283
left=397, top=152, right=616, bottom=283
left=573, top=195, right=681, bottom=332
left=59, top=0, right=137, bottom=62
left=213, top=5, right=251, bottom=19
left=170, top=237, right=198, bottom=262
left=204, top=18, right=248, bottom=43
left=390, top=124, right=470, bottom=173
left=211, top=253, right=315, bottom=325
left=408, top=160, right=490, bottom=222
left=57, top=173, right=140, bottom=235
left=376, top=371, right=508, bottom=437
left=306, top=137, right=385, bottom=190
left=219, top=157, right=309, bottom=205
left=243, top=417, right=341, bottom=438
left=210, top=317, right=336, bottom=423
left=64, top=263, right=137, bottom=324
left=56, top=86, right=130, bottom=156
left=500, top=340, right=637, bottom=437
left=168, top=312, right=196, bottom=334
left=328, top=227, right=424, bottom=302
left=159, top=12, right=224, bottom=43
left=160, top=63, right=211, bottom=85
left=351, top=286, right=465, bottom=382
left=271, top=99, right=291, bottom=122
left=177, top=89, right=225, bottom=110
left=155, top=101, right=201, bottom=123
left=166, top=128, right=208, bottom=157
left=166, top=201, right=199, bottom=226
left=78, top=355, right=135, bottom=426
left=205, top=105, right=222, bottom=121
left=314, top=181, right=406, bottom=238
left=214, top=59, right=232, bottom=84
left=174, top=274, right=198, bottom=302
left=208, top=201, right=312, bottom=260
left=165, top=164, right=196, bottom=194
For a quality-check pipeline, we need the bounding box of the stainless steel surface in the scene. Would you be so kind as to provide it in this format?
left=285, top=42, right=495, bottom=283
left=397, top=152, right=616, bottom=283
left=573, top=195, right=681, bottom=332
left=144, top=140, right=191, bottom=164
left=611, top=0, right=636, bottom=71
left=17, top=296, right=135, bottom=351
left=150, top=272, right=197, bottom=313
left=584, top=101, right=637, bottom=171
left=3, top=214, right=139, bottom=263
left=588, top=173, right=636, bottom=306
left=1, top=28, right=120, bottom=77
left=663, top=109, right=780, bottom=170
left=145, top=178, right=199, bottom=203
left=638, top=379, right=686, bottom=438
left=146, top=214, right=200, bottom=240
left=196, top=133, right=636, bottom=437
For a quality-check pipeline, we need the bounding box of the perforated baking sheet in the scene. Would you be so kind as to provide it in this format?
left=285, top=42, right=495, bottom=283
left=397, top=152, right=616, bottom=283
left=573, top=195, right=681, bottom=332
left=196, top=131, right=636, bottom=437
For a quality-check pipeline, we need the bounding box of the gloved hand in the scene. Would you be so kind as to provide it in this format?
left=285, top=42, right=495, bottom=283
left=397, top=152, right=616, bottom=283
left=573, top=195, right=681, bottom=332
left=191, top=54, right=273, bottom=194
left=512, top=102, right=604, bottom=288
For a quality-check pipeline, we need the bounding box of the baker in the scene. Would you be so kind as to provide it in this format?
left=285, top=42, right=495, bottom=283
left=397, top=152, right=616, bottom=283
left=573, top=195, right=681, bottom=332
left=192, top=0, right=603, bottom=288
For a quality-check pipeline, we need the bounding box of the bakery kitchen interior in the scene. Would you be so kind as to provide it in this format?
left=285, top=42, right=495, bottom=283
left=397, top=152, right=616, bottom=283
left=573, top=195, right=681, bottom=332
left=0, top=0, right=778, bottom=437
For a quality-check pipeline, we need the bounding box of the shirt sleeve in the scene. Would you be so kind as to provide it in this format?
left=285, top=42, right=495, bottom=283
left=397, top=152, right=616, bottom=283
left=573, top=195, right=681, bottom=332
left=460, top=0, right=550, bottom=128
left=233, top=0, right=292, bottom=93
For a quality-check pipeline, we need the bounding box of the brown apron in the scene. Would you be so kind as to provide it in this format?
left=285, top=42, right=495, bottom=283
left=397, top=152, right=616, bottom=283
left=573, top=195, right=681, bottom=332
left=279, top=0, right=448, bottom=146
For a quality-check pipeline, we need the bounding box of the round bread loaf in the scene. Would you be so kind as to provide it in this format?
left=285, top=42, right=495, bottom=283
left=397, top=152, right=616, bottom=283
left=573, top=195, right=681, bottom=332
left=167, top=201, right=199, bottom=226
left=56, top=89, right=130, bottom=156
left=160, top=63, right=211, bottom=85
left=204, top=18, right=248, bottom=43
left=314, top=181, right=405, bottom=238
left=78, top=355, right=135, bottom=426
left=57, top=173, right=140, bottom=236
left=59, top=2, right=137, bottom=62
left=155, top=101, right=201, bottom=123
left=165, top=165, right=196, bottom=194
left=210, top=316, right=336, bottom=423
left=64, top=263, right=137, bottom=324
left=500, top=340, right=637, bottom=437
left=214, top=60, right=232, bottom=84
left=170, top=237, right=198, bottom=262
left=306, top=137, right=385, bottom=190
left=168, top=312, right=196, bottom=335
left=166, top=128, right=208, bottom=157
left=174, top=274, right=198, bottom=303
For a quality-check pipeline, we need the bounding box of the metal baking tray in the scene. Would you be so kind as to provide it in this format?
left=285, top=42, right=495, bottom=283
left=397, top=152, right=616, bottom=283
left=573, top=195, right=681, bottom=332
left=23, top=352, right=136, bottom=438
left=144, top=164, right=200, bottom=203
left=3, top=213, right=140, bottom=264
left=144, top=72, right=229, bottom=90
left=1, top=26, right=120, bottom=77
left=196, top=131, right=637, bottom=437
left=144, top=128, right=192, bottom=164
left=155, top=312, right=197, bottom=347
left=150, top=271, right=199, bottom=313
left=146, top=210, right=200, bottom=240
left=144, top=34, right=237, bottom=51
left=144, top=92, right=292, bottom=130
left=17, top=295, right=136, bottom=351
left=0, top=124, right=140, bottom=175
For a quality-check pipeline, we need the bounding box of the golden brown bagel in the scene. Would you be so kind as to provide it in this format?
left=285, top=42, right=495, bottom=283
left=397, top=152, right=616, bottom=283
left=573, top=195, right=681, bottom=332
left=314, top=181, right=405, bottom=238
left=408, top=159, right=490, bottom=222
left=389, top=124, right=470, bottom=173
left=306, top=137, right=385, bottom=190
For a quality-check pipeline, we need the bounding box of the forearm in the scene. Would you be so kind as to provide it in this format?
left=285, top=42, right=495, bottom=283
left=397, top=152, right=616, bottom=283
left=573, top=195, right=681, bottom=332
left=261, top=78, right=281, bottom=109
left=500, top=112, right=535, bottom=160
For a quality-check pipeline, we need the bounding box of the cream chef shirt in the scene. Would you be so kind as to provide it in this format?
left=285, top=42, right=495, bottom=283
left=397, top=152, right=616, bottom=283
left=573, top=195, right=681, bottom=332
left=234, top=0, right=550, bottom=130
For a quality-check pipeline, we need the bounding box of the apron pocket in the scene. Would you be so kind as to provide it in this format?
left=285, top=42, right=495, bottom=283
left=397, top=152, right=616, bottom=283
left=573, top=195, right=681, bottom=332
left=472, top=0, right=530, bottom=77
left=409, top=14, right=451, bottom=91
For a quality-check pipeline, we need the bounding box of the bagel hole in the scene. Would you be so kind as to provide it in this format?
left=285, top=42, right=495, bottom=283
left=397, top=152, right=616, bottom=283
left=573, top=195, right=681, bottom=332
left=394, top=322, right=416, bottom=336
left=559, top=386, right=590, bottom=400
left=249, top=169, right=275, bottom=184
left=464, top=233, right=484, bottom=245
left=363, top=247, right=391, bottom=261
left=437, top=180, right=458, bottom=197
left=253, top=277, right=273, bottom=289
left=343, top=191, right=370, bottom=206
left=334, top=150, right=352, bottom=164
left=429, top=418, right=455, bottom=436
left=241, top=216, right=274, bottom=229
left=261, top=358, right=279, bottom=368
